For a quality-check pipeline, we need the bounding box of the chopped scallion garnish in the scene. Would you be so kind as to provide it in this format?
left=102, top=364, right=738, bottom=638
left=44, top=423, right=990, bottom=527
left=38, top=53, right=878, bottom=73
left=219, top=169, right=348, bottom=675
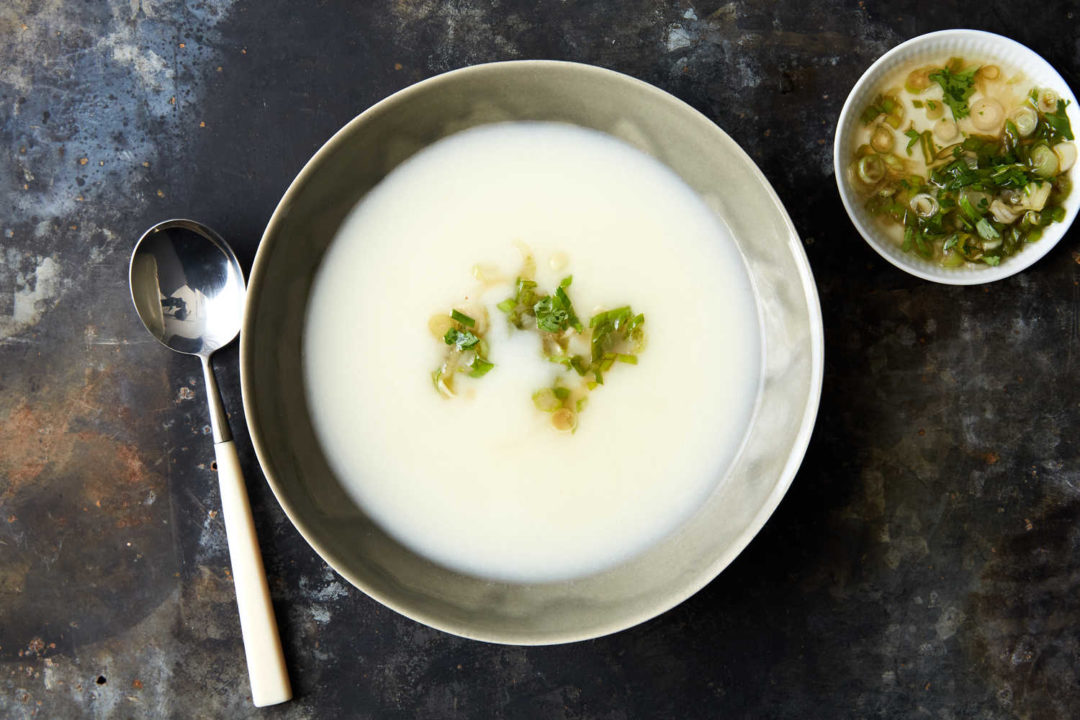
left=468, top=357, right=494, bottom=378
left=431, top=304, right=494, bottom=393
left=856, top=63, right=1073, bottom=268
left=450, top=309, right=475, bottom=327
left=435, top=254, right=647, bottom=430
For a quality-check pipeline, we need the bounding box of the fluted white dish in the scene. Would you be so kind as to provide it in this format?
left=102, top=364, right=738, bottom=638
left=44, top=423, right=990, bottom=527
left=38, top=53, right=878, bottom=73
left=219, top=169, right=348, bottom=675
left=834, top=29, right=1079, bottom=284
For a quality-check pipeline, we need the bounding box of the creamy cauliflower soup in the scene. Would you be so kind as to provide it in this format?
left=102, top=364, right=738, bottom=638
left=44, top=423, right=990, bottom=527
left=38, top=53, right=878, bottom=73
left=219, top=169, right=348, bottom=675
left=303, top=122, right=761, bottom=583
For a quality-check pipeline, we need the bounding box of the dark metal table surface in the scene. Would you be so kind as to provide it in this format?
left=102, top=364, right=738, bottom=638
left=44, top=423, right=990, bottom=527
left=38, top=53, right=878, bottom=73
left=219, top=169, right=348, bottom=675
left=3, top=1, right=1079, bottom=718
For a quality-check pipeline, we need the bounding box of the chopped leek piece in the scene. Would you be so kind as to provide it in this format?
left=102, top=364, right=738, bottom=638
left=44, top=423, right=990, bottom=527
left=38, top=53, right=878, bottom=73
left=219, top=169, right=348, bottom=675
left=958, top=193, right=980, bottom=223
left=976, top=218, right=1000, bottom=241
left=451, top=309, right=475, bottom=327
left=468, top=357, right=494, bottom=378
left=532, top=388, right=561, bottom=412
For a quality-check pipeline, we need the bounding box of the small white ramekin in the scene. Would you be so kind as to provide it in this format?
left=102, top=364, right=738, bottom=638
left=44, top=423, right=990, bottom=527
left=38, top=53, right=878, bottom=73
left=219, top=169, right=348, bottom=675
left=834, top=29, right=1080, bottom=284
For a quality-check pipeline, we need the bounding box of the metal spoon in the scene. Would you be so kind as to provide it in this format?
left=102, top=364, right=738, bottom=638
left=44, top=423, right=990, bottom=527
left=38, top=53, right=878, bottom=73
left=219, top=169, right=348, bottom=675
left=129, top=219, right=291, bottom=707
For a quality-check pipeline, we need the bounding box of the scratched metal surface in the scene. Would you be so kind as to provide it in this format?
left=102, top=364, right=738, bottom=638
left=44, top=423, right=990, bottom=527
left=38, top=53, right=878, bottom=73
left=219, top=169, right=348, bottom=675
left=2, top=1, right=1079, bottom=718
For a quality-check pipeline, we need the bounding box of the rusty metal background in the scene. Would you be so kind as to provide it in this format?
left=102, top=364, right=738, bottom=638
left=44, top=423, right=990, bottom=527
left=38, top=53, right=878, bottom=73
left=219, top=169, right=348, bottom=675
left=2, top=1, right=1078, bottom=717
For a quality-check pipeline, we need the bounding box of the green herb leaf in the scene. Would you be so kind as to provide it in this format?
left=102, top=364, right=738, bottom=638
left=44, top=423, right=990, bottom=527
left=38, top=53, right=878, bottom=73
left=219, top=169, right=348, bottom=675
left=554, top=285, right=583, bottom=332
left=496, top=298, right=516, bottom=313
left=532, top=276, right=582, bottom=334
left=1044, top=99, right=1075, bottom=141
left=904, top=127, right=921, bottom=156
left=444, top=328, right=480, bottom=350
left=929, top=64, right=977, bottom=120
left=533, top=296, right=568, bottom=332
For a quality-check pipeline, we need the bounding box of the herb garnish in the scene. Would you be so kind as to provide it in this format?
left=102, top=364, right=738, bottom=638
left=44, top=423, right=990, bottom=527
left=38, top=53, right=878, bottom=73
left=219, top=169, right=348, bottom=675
left=431, top=308, right=494, bottom=396
left=433, top=251, right=648, bottom=431
left=861, top=93, right=905, bottom=128
left=587, top=306, right=645, bottom=385
left=450, top=309, right=475, bottom=327
left=498, top=276, right=645, bottom=388
left=444, top=327, right=479, bottom=350
left=1043, top=99, right=1075, bottom=142
left=903, top=125, right=937, bottom=165
left=495, top=257, right=646, bottom=431
left=534, top=276, right=584, bottom=333
left=854, top=62, right=1075, bottom=268
left=928, top=60, right=977, bottom=120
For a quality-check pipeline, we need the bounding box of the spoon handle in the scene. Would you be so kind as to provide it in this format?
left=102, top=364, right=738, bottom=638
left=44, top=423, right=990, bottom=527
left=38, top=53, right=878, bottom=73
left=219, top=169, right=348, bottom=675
left=201, top=357, right=291, bottom=707
left=214, top=438, right=293, bottom=707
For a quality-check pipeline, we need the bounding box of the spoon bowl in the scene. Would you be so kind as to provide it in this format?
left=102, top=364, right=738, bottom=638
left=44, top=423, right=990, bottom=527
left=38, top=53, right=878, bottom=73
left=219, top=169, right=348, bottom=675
left=130, top=219, right=246, bottom=356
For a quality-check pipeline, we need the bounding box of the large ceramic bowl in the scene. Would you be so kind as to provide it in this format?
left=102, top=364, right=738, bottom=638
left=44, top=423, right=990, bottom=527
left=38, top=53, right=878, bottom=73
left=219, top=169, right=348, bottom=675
left=241, top=60, right=823, bottom=644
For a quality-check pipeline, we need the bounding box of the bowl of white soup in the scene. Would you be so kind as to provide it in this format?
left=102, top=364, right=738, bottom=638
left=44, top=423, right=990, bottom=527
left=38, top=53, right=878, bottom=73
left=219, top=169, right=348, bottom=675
left=241, top=61, right=823, bottom=644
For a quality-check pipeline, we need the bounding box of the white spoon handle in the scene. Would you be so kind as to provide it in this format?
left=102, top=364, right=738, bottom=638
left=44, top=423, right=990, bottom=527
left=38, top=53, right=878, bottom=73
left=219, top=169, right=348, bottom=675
left=215, top=438, right=293, bottom=707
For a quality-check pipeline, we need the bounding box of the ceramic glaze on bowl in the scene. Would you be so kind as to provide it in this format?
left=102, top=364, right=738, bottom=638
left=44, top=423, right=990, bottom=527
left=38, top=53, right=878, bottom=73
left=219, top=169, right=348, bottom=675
left=303, top=122, right=762, bottom=584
